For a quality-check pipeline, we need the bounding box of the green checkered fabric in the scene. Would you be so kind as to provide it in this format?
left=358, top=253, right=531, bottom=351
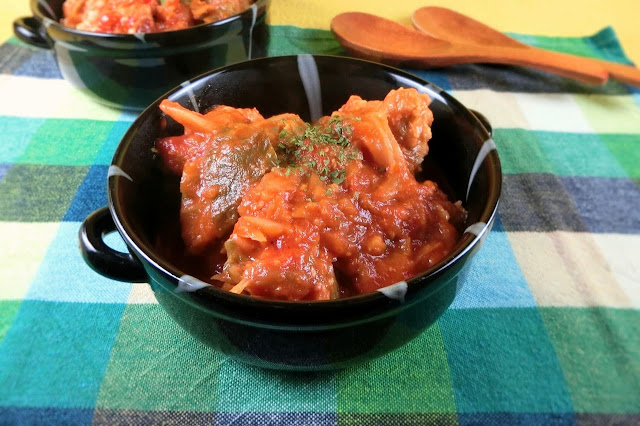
left=0, top=24, right=639, bottom=425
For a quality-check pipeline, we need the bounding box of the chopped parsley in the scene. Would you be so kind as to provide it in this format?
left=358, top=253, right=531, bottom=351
left=330, top=169, right=346, bottom=185
left=275, top=116, right=361, bottom=184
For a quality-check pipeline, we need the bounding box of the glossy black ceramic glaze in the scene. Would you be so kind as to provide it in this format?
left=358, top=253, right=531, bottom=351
left=80, top=56, right=501, bottom=370
left=13, top=0, right=269, bottom=110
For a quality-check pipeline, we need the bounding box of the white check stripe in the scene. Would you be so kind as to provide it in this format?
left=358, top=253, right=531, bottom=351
left=126, top=283, right=159, bottom=304
left=451, top=89, right=532, bottom=130
left=512, top=92, right=595, bottom=133
left=0, top=75, right=122, bottom=121
left=507, top=231, right=640, bottom=309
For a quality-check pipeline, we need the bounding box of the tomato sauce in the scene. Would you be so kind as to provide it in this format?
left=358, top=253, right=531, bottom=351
left=156, top=88, right=466, bottom=301
left=61, top=0, right=253, bottom=33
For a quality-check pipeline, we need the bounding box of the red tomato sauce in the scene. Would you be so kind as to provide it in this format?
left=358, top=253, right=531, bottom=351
left=156, top=88, right=466, bottom=301
left=61, top=0, right=253, bottom=34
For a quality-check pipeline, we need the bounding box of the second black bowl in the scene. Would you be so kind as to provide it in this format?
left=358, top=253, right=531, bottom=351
left=13, top=0, right=269, bottom=110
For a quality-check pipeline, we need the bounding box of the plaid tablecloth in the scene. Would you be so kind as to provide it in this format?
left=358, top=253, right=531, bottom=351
left=1, top=8, right=639, bottom=426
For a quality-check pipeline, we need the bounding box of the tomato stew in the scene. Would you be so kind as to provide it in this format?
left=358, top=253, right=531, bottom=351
left=61, top=0, right=253, bottom=33
left=155, top=88, right=467, bottom=301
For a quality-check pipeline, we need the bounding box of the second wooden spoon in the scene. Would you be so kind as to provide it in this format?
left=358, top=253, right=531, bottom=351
left=412, top=6, right=640, bottom=86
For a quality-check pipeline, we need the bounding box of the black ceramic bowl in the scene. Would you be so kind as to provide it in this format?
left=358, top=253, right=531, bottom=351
left=79, top=55, right=501, bottom=370
left=13, top=0, right=269, bottom=110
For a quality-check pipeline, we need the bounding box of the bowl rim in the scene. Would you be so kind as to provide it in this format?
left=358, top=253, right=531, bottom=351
left=109, top=54, right=502, bottom=310
left=30, top=0, right=268, bottom=41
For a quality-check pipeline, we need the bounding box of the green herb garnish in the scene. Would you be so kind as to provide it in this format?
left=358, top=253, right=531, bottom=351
left=275, top=116, right=360, bottom=185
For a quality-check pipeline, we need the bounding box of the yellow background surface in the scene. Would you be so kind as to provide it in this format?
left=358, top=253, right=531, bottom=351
left=3, top=0, right=639, bottom=64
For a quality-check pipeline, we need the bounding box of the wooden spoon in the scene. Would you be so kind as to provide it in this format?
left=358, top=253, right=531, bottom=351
left=412, top=6, right=640, bottom=86
left=331, top=12, right=607, bottom=85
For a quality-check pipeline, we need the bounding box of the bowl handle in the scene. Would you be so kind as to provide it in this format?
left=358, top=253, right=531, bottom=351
left=469, top=109, right=493, bottom=137
left=79, top=207, right=148, bottom=283
left=13, top=17, right=52, bottom=49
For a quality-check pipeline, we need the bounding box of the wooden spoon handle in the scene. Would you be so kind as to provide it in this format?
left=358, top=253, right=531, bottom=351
left=468, top=45, right=640, bottom=86
left=423, top=45, right=608, bottom=85
left=476, top=46, right=609, bottom=85
left=591, top=59, right=640, bottom=86
left=524, top=46, right=640, bottom=86
left=490, top=44, right=640, bottom=86
left=506, top=46, right=640, bottom=86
